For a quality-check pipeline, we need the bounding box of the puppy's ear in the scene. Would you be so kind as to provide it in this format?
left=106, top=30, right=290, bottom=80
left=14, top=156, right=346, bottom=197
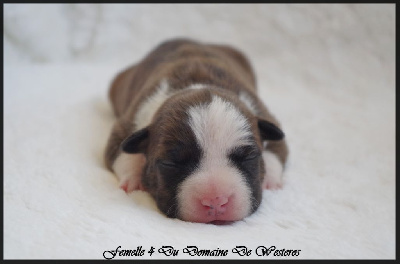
left=258, top=119, right=285, bottom=141
left=121, top=127, right=149, bottom=153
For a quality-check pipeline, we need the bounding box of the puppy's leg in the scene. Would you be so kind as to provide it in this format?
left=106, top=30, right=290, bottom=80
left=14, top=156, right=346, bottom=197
left=113, top=153, right=146, bottom=193
left=262, top=140, right=288, bottom=190
left=262, top=151, right=283, bottom=189
left=104, top=118, right=146, bottom=192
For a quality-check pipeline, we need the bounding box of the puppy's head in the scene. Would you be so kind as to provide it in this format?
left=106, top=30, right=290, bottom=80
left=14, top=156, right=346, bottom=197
left=121, top=88, right=284, bottom=223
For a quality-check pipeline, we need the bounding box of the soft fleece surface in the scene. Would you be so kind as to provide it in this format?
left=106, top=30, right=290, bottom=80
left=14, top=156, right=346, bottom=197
left=4, top=4, right=395, bottom=259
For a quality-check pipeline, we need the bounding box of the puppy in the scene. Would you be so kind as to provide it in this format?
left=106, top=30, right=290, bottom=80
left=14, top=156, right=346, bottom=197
left=104, top=38, right=288, bottom=223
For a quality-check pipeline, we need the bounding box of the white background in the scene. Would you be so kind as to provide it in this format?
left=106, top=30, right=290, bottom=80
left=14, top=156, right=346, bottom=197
left=4, top=4, right=395, bottom=259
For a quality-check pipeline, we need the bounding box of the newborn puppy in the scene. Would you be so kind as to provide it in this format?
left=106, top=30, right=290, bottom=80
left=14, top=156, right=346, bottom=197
left=104, top=38, right=288, bottom=223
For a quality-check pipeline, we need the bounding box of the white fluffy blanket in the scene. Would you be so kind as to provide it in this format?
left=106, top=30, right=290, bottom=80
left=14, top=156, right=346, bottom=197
left=4, top=4, right=395, bottom=259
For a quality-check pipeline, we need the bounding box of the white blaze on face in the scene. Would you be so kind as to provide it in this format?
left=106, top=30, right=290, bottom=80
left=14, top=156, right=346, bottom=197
left=178, top=96, right=254, bottom=222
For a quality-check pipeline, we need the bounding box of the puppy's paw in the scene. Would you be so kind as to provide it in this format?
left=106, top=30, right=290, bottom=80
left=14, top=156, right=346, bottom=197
left=113, top=153, right=146, bottom=193
left=262, top=151, right=283, bottom=190
left=119, top=177, right=141, bottom=193
left=264, top=178, right=282, bottom=190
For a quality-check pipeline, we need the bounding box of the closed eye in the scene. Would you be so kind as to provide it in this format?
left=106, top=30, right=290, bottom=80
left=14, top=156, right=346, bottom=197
left=242, top=153, right=260, bottom=161
left=158, top=160, right=178, bottom=168
left=230, top=145, right=261, bottom=162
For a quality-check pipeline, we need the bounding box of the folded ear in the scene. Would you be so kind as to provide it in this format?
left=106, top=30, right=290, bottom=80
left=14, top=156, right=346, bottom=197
left=258, top=119, right=285, bottom=141
left=121, top=127, right=149, bottom=153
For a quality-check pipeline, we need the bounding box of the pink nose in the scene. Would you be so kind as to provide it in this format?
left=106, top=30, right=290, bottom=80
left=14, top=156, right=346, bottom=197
left=200, top=196, right=230, bottom=216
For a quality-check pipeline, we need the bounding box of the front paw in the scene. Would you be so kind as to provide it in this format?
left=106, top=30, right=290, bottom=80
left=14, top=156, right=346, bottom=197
left=119, top=177, right=141, bottom=193
left=262, top=151, right=283, bottom=190
left=113, top=153, right=146, bottom=193
left=263, top=176, right=282, bottom=190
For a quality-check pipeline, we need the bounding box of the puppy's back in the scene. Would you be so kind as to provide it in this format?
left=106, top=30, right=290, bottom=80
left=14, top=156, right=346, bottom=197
left=108, top=38, right=256, bottom=118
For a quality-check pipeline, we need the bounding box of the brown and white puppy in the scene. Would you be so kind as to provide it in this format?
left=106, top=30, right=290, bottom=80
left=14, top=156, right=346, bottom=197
left=104, top=38, right=288, bottom=223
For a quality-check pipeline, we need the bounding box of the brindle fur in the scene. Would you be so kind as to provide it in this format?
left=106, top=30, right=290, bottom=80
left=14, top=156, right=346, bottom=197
left=104, top=38, right=288, bottom=188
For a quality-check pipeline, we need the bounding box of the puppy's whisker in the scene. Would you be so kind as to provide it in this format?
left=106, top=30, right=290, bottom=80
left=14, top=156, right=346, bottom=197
left=166, top=202, right=178, bottom=217
left=250, top=196, right=261, bottom=212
